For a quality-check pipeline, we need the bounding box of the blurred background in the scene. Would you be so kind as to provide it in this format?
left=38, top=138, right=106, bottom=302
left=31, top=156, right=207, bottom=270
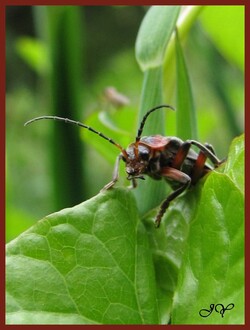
left=6, top=6, right=244, bottom=241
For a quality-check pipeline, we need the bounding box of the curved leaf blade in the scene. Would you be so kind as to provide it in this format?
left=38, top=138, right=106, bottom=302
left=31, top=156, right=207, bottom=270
left=135, top=6, right=180, bottom=71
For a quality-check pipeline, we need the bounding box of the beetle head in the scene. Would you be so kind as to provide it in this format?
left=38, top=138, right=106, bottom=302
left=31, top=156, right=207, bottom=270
left=122, top=143, right=150, bottom=180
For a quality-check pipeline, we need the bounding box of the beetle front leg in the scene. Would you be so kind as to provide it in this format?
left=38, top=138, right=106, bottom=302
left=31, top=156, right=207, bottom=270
left=101, top=154, right=123, bottom=191
left=128, top=178, right=137, bottom=189
left=155, top=167, right=191, bottom=228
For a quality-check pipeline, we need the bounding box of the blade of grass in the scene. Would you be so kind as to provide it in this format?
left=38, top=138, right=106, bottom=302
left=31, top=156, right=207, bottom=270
left=134, top=6, right=180, bottom=215
left=135, top=6, right=180, bottom=214
left=175, top=29, right=197, bottom=140
left=163, top=6, right=204, bottom=108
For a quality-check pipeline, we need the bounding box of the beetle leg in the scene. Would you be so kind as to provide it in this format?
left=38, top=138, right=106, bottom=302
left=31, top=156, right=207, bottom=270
left=204, top=143, right=216, bottom=156
left=171, top=141, right=191, bottom=169
left=127, top=178, right=137, bottom=189
left=155, top=167, right=191, bottom=228
left=132, top=178, right=137, bottom=188
left=203, top=142, right=229, bottom=164
left=191, top=150, right=209, bottom=184
left=101, top=154, right=123, bottom=191
left=172, top=140, right=223, bottom=184
left=187, top=140, right=221, bottom=166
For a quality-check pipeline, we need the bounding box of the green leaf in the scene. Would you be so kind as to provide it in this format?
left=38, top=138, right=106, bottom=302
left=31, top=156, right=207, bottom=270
left=162, top=6, right=204, bottom=100
left=172, top=173, right=244, bottom=324
left=170, top=135, right=244, bottom=324
left=142, top=176, right=198, bottom=324
left=135, top=6, right=180, bottom=71
left=175, top=29, right=197, bottom=140
left=6, top=189, right=159, bottom=324
left=142, top=134, right=244, bottom=324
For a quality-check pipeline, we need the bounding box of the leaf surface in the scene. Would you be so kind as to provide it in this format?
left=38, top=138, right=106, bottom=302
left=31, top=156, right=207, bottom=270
left=142, top=134, right=244, bottom=324
left=6, top=189, right=158, bottom=324
left=172, top=173, right=244, bottom=324
left=171, top=135, right=244, bottom=324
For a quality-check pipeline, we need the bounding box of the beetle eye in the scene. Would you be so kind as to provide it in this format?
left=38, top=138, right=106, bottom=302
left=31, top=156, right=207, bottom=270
left=139, top=151, right=149, bottom=161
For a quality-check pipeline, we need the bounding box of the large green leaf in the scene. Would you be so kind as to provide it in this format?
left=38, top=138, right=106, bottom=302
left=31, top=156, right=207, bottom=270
left=171, top=135, right=244, bottom=324
left=172, top=172, right=244, bottom=324
left=142, top=134, right=244, bottom=324
left=6, top=189, right=159, bottom=324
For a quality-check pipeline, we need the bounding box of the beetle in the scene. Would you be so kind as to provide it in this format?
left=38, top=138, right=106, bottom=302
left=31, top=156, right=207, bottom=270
left=25, top=105, right=223, bottom=227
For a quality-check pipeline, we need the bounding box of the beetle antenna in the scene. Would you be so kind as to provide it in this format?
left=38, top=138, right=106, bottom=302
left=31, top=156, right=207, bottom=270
left=24, top=116, right=128, bottom=159
left=136, top=104, right=175, bottom=142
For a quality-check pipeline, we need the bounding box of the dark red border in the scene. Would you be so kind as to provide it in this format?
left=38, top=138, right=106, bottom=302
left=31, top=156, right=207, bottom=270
left=4, top=0, right=248, bottom=5
left=1, top=2, right=6, bottom=328
left=3, top=1, right=248, bottom=329
left=244, top=2, right=248, bottom=329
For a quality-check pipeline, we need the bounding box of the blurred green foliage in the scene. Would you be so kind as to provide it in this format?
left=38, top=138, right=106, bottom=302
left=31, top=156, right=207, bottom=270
left=6, top=6, right=244, bottom=242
